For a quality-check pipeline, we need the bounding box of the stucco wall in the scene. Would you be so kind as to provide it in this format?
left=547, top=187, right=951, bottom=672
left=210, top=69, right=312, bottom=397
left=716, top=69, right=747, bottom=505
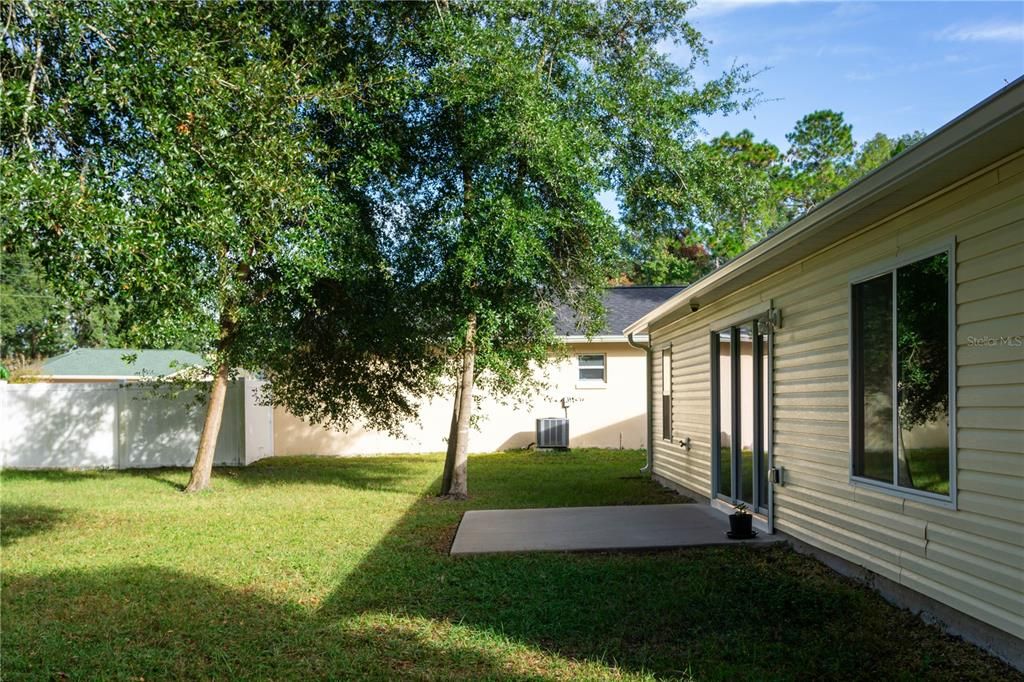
left=649, top=150, right=1024, bottom=639
left=273, top=342, right=648, bottom=455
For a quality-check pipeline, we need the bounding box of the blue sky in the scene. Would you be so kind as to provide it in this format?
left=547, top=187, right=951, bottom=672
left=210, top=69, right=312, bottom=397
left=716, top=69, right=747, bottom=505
left=684, top=0, right=1024, bottom=148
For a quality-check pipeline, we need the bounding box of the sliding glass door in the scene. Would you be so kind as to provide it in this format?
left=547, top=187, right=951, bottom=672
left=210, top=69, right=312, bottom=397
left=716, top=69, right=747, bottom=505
left=713, top=321, right=769, bottom=512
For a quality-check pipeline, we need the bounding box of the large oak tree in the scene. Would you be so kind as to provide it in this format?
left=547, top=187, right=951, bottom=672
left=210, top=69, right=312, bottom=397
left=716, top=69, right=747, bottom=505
left=5, top=1, right=752, bottom=499
left=368, top=0, right=751, bottom=497
left=2, top=1, right=428, bottom=491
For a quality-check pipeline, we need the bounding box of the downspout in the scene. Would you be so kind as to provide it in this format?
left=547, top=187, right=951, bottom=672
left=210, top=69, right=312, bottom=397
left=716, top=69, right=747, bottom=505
left=627, top=332, right=654, bottom=475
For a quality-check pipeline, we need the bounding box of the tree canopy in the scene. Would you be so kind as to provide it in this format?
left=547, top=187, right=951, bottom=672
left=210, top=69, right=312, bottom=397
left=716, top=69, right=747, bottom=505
left=363, top=0, right=753, bottom=496
left=2, top=1, right=435, bottom=490
left=1, top=244, right=123, bottom=362
left=4, top=1, right=925, bottom=499
left=4, top=1, right=751, bottom=495
left=628, top=110, right=926, bottom=284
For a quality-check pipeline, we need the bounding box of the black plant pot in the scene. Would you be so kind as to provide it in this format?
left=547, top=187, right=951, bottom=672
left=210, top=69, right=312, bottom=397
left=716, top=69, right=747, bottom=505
left=729, top=513, right=753, bottom=538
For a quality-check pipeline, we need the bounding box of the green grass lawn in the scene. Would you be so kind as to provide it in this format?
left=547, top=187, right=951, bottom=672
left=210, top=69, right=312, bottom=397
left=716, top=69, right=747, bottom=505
left=2, top=449, right=1015, bottom=681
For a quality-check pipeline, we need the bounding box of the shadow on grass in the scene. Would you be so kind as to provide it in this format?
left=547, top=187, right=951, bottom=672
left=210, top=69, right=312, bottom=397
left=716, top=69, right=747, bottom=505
left=118, top=467, right=191, bottom=491
left=0, top=457, right=422, bottom=496
left=2, top=454, right=1016, bottom=680
left=314, top=459, right=1017, bottom=681
left=1, top=566, right=546, bottom=681
left=231, top=455, right=433, bottom=495
left=317, top=496, right=840, bottom=678
left=2, top=467, right=204, bottom=493
left=0, top=469, right=111, bottom=484
left=0, top=504, right=71, bottom=548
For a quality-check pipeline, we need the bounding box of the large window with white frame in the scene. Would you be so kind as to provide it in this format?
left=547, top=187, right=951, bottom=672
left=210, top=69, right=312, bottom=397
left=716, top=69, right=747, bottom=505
left=850, top=246, right=954, bottom=502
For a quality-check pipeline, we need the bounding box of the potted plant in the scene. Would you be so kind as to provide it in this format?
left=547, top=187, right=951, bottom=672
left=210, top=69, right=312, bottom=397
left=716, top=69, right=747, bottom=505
left=728, top=502, right=755, bottom=539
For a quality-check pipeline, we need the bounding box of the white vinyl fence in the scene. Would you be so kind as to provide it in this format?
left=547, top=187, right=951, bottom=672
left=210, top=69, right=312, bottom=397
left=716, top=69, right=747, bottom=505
left=1, top=378, right=273, bottom=469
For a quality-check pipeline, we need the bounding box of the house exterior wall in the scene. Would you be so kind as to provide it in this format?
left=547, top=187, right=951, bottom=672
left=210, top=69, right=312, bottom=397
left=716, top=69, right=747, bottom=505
left=648, top=151, right=1024, bottom=640
left=273, top=342, right=648, bottom=455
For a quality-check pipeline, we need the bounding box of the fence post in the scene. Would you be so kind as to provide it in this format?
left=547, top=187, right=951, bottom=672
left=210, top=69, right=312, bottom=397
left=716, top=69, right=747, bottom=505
left=0, top=381, right=7, bottom=468
left=114, top=381, right=124, bottom=469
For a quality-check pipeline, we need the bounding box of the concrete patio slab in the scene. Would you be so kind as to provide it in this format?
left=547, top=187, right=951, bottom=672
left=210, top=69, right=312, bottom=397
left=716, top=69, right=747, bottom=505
left=450, top=503, right=783, bottom=555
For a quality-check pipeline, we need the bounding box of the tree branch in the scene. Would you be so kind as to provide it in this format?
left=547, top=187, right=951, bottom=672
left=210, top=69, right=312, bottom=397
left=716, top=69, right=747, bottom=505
left=19, top=0, right=43, bottom=162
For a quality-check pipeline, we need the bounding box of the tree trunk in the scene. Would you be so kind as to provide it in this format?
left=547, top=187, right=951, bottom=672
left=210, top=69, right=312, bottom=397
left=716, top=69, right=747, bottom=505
left=19, top=0, right=44, bottom=160
left=184, top=360, right=230, bottom=493
left=896, top=425, right=915, bottom=489
left=440, top=379, right=462, bottom=495
left=440, top=313, right=477, bottom=499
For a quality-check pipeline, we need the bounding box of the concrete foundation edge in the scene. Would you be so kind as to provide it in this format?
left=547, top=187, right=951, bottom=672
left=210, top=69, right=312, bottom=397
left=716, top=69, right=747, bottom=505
left=650, top=472, right=1023, bottom=671
left=652, top=473, right=709, bottom=504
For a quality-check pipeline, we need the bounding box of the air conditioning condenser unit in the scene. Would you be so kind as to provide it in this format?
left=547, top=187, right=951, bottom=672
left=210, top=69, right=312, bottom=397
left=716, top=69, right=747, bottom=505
left=536, top=418, right=569, bottom=449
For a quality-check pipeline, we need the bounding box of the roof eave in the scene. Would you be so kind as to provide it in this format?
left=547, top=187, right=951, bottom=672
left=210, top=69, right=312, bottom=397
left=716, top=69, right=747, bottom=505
left=36, top=375, right=137, bottom=381
left=558, top=335, right=632, bottom=343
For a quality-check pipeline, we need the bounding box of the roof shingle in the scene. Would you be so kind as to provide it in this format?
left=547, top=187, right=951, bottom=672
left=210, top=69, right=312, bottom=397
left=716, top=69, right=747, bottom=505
left=555, top=286, right=685, bottom=337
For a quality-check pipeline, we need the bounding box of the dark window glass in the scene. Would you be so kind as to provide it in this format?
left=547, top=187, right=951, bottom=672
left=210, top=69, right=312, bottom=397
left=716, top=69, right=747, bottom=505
left=717, top=323, right=771, bottom=507
left=717, top=331, right=732, bottom=497
left=662, top=350, right=672, bottom=440
left=578, top=354, right=605, bottom=381
left=759, top=329, right=769, bottom=508
left=738, top=325, right=754, bottom=505
left=896, top=253, right=950, bottom=494
left=852, top=273, right=894, bottom=483
left=852, top=251, right=951, bottom=497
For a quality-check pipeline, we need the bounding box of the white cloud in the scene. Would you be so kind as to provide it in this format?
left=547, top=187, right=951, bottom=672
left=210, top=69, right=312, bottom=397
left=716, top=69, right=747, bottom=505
left=688, top=0, right=806, bottom=20
left=934, top=21, right=1024, bottom=43
left=844, top=70, right=876, bottom=82
left=831, top=3, right=877, bottom=19
left=819, top=44, right=875, bottom=57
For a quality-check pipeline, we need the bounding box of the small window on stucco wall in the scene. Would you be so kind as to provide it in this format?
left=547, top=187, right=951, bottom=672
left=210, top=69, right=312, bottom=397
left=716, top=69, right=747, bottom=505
left=577, top=354, right=606, bottom=381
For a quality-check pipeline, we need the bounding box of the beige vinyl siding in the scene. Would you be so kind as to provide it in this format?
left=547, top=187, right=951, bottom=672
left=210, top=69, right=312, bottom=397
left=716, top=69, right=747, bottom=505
left=651, top=348, right=663, bottom=445
left=649, top=151, right=1024, bottom=639
left=653, top=329, right=713, bottom=493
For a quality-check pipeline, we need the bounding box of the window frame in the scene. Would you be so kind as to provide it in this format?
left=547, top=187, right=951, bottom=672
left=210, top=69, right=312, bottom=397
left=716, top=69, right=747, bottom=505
left=847, top=240, right=957, bottom=509
left=662, top=347, right=672, bottom=441
left=711, top=319, right=770, bottom=514
left=708, top=304, right=772, bottom=509
left=576, top=353, right=607, bottom=383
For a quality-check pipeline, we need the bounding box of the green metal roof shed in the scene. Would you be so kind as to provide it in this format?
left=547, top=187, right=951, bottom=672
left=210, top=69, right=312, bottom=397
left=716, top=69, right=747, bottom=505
left=40, top=349, right=205, bottom=380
